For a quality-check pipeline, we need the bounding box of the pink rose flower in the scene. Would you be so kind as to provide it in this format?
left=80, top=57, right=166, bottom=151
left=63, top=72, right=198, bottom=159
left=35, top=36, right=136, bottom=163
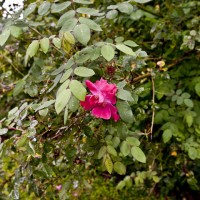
left=80, top=78, right=120, bottom=122
left=55, top=185, right=62, bottom=191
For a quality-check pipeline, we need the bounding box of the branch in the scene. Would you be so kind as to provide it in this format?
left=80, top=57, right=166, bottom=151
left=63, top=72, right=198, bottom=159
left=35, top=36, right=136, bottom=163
left=132, top=73, right=151, bottom=83
left=150, top=76, right=155, bottom=140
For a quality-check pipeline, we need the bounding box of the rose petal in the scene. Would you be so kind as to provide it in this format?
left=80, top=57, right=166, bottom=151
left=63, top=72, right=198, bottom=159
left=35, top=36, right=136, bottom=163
left=92, top=104, right=111, bottom=120
left=80, top=95, right=93, bottom=110
left=109, top=104, right=120, bottom=122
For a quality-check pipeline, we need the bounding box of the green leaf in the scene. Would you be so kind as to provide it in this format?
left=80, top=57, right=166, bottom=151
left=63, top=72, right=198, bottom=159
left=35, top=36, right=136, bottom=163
left=0, top=29, right=10, bottom=46
left=185, top=113, right=193, bottom=127
left=114, top=162, right=126, bottom=175
left=116, top=100, right=134, bottom=123
left=133, top=0, right=152, bottom=3
left=131, top=146, right=146, bottom=163
left=24, top=3, right=37, bottom=18
left=117, top=89, right=134, bottom=101
left=39, top=108, right=48, bottom=117
left=107, top=145, right=117, bottom=157
left=40, top=38, right=49, bottom=54
left=58, top=10, right=76, bottom=27
left=60, top=68, right=73, bottom=83
left=74, top=24, right=90, bottom=46
left=188, top=147, right=197, bottom=160
left=98, top=146, right=107, bottom=159
left=126, top=137, right=140, bottom=146
left=120, top=141, right=130, bottom=156
left=0, top=128, right=8, bottom=136
left=55, top=89, right=71, bottom=114
left=101, top=45, right=115, bottom=61
left=51, top=2, right=71, bottom=13
left=79, top=17, right=102, bottom=31
left=162, top=129, right=172, bottom=143
left=47, top=74, right=62, bottom=92
left=105, top=155, right=113, bottom=174
left=63, top=32, right=75, bottom=45
left=27, top=40, right=39, bottom=57
left=195, top=83, right=200, bottom=97
left=116, top=44, right=136, bottom=56
left=57, top=79, right=70, bottom=96
left=61, top=18, right=78, bottom=32
left=38, top=1, right=51, bottom=16
left=52, top=38, right=61, bottom=48
left=124, top=40, right=138, bottom=47
left=117, top=2, right=133, bottom=15
left=76, top=7, right=99, bottom=15
left=9, top=26, right=22, bottom=38
left=116, top=181, right=125, bottom=190
left=112, top=137, right=120, bottom=148
left=64, top=105, right=68, bottom=125
left=184, top=99, right=194, bottom=108
left=68, top=95, right=80, bottom=112
left=74, top=67, right=95, bottom=77
left=69, top=80, right=86, bottom=101
left=106, top=10, right=118, bottom=19
left=74, top=0, right=92, bottom=4
left=13, top=79, right=26, bottom=96
left=35, top=100, right=56, bottom=112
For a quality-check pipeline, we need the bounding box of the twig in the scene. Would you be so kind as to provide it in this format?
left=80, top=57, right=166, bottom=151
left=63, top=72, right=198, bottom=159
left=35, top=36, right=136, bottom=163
left=132, top=73, right=151, bottom=83
left=150, top=76, right=155, bottom=140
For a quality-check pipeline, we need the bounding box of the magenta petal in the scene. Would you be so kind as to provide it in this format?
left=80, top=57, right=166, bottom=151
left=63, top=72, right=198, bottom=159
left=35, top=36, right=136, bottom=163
left=80, top=95, right=93, bottom=110
left=92, top=104, right=111, bottom=120
left=109, top=104, right=120, bottom=122
left=86, top=80, right=99, bottom=95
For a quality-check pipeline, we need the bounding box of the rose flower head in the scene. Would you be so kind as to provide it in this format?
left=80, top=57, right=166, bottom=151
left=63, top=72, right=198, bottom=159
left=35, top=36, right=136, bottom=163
left=80, top=78, right=119, bottom=122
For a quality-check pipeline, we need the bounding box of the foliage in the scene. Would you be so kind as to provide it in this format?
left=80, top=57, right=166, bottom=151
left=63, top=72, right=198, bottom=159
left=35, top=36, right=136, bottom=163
left=0, top=0, right=200, bottom=199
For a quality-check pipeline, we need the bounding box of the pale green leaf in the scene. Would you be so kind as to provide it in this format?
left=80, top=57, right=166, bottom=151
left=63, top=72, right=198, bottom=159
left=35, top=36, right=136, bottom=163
left=27, top=40, right=39, bottom=57
left=107, top=145, right=117, bottom=157
left=116, top=100, right=134, bottom=123
left=114, top=162, right=126, bottom=175
left=126, top=137, right=140, bottom=146
left=69, top=80, right=86, bottom=101
left=184, top=99, right=194, bottom=108
left=188, top=147, right=197, bottom=160
left=52, top=38, right=61, bottom=48
left=134, top=0, right=152, bottom=3
left=40, top=38, right=49, bottom=54
left=51, top=2, right=71, bottom=13
left=74, top=67, right=95, bottom=77
left=0, top=128, right=8, bottom=136
left=105, top=155, right=113, bottom=174
left=106, top=10, right=118, bottom=19
left=24, top=3, right=37, bottom=18
left=74, top=0, right=92, bottom=4
left=61, top=18, right=78, bottom=32
left=116, top=181, right=125, bottom=190
left=74, top=24, right=90, bottom=46
left=162, top=129, right=172, bottom=143
left=0, top=29, right=10, bottom=46
left=64, top=105, right=68, bottom=125
left=57, top=79, right=70, bottom=96
left=13, top=79, right=26, bottom=96
left=76, top=7, right=99, bottom=15
left=131, top=146, right=146, bottom=163
left=58, top=10, right=76, bottom=27
left=112, top=137, right=120, bottom=148
left=117, top=89, right=134, bottom=101
left=98, top=146, right=107, bottom=159
left=101, top=45, right=115, bottom=61
left=63, top=32, right=75, bottom=44
left=79, top=17, right=102, bottom=31
left=55, top=89, right=71, bottom=114
left=116, top=44, right=136, bottom=56
left=117, top=2, right=133, bottom=15
left=124, top=40, right=138, bottom=47
left=9, top=26, right=22, bottom=38
left=38, top=1, right=51, bottom=16
left=120, top=141, right=130, bottom=156
left=60, top=69, right=73, bottom=83
left=35, top=100, right=56, bottom=112
left=68, top=95, right=79, bottom=112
